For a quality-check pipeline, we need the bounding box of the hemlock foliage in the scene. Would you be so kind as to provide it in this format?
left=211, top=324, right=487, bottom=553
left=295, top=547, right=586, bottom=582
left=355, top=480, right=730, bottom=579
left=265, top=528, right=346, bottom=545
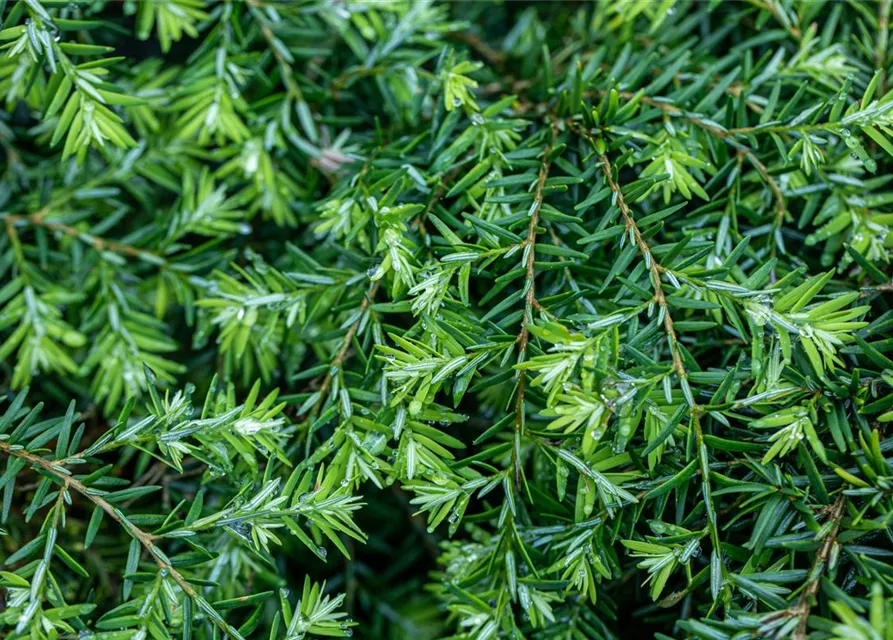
left=1, top=1, right=893, bottom=639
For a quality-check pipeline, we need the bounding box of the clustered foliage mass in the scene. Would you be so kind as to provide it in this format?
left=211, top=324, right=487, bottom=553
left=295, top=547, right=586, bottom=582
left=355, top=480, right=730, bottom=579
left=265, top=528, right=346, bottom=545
left=1, top=1, right=893, bottom=639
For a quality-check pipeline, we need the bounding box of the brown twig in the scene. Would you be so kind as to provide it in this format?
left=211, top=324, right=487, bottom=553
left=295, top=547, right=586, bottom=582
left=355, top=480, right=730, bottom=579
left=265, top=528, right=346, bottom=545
left=0, top=440, right=239, bottom=638
left=512, top=137, right=554, bottom=488
left=5, top=209, right=162, bottom=262
left=596, top=150, right=687, bottom=379
left=603, top=90, right=787, bottom=219
left=448, top=30, right=507, bottom=67
left=750, top=0, right=803, bottom=40
left=302, top=164, right=463, bottom=424
left=872, top=282, right=893, bottom=293
left=300, top=165, right=456, bottom=429
left=790, top=494, right=847, bottom=640
left=329, top=65, right=389, bottom=96
left=593, top=146, right=723, bottom=555
left=300, top=282, right=380, bottom=423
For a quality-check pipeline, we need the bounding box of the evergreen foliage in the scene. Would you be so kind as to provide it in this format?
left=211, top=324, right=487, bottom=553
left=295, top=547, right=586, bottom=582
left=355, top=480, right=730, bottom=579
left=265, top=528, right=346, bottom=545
left=2, top=1, right=893, bottom=639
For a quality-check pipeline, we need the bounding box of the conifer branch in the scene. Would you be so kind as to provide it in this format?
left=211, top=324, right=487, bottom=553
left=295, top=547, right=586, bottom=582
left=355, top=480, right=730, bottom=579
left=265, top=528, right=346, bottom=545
left=597, top=151, right=687, bottom=380
left=607, top=90, right=787, bottom=219
left=1, top=3, right=891, bottom=639
left=512, top=139, right=553, bottom=487
left=5, top=209, right=163, bottom=262
left=0, top=439, right=240, bottom=639
left=790, top=494, right=848, bottom=640
left=301, top=281, right=379, bottom=424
